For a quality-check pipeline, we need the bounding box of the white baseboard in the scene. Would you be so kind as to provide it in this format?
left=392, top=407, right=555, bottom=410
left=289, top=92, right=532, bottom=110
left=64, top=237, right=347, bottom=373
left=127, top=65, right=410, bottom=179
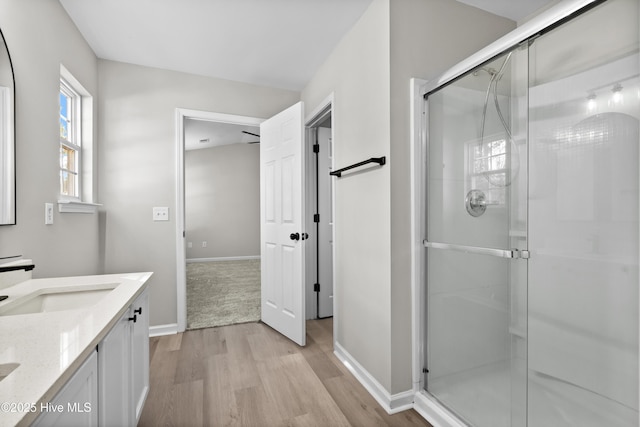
left=413, top=391, right=466, bottom=427
left=334, top=342, right=414, bottom=414
left=149, top=323, right=179, bottom=337
left=186, top=255, right=261, bottom=263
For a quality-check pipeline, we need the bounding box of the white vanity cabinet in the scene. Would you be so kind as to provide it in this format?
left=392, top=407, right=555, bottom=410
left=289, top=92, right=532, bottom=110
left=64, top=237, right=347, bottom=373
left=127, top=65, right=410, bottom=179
left=131, top=288, right=150, bottom=421
left=33, top=350, right=99, bottom=427
left=0, top=272, right=153, bottom=427
left=34, top=288, right=149, bottom=427
left=98, top=287, right=149, bottom=426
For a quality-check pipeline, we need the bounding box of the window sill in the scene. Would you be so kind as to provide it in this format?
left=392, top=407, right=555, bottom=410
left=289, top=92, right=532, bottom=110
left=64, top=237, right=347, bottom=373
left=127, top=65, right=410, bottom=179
left=57, top=200, right=102, bottom=214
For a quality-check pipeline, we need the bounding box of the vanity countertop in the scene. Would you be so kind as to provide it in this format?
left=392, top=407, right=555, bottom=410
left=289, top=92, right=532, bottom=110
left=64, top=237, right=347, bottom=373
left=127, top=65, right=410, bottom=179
left=0, top=272, right=152, bottom=427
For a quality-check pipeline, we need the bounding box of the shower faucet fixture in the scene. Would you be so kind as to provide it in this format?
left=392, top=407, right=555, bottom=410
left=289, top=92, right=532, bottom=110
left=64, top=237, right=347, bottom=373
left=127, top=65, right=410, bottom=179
left=466, top=190, right=487, bottom=217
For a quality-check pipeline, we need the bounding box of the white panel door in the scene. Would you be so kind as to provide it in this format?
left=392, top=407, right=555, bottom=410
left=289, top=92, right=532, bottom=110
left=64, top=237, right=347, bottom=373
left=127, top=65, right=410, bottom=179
left=260, top=102, right=305, bottom=346
left=317, top=127, right=334, bottom=318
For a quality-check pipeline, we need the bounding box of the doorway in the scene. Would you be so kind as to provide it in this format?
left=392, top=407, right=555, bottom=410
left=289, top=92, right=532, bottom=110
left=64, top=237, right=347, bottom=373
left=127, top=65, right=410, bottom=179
left=176, top=109, right=264, bottom=332
left=176, top=101, right=337, bottom=342
left=305, top=102, right=334, bottom=320
left=184, top=119, right=263, bottom=329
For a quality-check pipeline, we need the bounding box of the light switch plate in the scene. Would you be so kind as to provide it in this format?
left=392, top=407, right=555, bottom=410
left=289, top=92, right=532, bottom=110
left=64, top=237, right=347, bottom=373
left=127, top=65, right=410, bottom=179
left=45, top=203, right=54, bottom=225
left=153, top=207, right=169, bottom=221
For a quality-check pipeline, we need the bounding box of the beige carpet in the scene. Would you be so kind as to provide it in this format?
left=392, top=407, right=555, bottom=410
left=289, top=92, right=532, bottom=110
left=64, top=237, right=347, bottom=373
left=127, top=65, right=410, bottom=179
left=186, top=259, right=261, bottom=330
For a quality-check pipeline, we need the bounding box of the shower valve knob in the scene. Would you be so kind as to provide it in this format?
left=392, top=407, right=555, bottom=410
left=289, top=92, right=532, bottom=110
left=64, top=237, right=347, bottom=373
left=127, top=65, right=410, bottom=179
left=466, top=189, right=487, bottom=217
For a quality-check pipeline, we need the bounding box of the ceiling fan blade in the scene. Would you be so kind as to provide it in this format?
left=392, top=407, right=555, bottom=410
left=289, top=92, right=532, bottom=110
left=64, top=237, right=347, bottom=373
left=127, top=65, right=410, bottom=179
left=242, top=130, right=260, bottom=138
left=247, top=141, right=260, bottom=144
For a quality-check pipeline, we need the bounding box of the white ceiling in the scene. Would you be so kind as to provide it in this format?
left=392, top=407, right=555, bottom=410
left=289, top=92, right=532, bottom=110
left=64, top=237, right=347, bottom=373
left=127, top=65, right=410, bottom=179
left=185, top=119, right=260, bottom=151
left=59, top=0, right=557, bottom=92
left=59, top=0, right=556, bottom=147
left=59, top=0, right=374, bottom=91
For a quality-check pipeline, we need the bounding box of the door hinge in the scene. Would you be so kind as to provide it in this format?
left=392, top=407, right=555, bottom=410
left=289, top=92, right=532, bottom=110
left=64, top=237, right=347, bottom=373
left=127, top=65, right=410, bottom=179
left=314, top=283, right=320, bottom=292
left=313, top=144, right=320, bottom=153
left=314, top=214, right=320, bottom=223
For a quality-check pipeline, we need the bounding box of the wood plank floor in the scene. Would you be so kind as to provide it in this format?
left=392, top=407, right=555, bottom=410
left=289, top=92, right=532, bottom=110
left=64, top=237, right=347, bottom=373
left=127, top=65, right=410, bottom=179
left=138, top=319, right=432, bottom=427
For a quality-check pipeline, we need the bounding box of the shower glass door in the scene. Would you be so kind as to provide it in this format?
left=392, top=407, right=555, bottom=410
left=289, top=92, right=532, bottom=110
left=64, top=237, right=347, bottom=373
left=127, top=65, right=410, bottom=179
left=425, top=46, right=529, bottom=427
left=425, top=1, right=639, bottom=427
left=527, top=0, right=639, bottom=425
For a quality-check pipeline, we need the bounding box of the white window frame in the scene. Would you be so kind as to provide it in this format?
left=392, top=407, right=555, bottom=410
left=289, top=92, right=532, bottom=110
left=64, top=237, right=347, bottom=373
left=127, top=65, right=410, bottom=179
left=58, top=65, right=100, bottom=214
left=465, top=135, right=508, bottom=206
left=60, top=78, right=81, bottom=200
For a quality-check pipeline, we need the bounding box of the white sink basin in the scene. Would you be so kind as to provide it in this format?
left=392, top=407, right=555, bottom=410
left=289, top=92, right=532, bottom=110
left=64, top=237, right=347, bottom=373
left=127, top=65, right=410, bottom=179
left=0, top=285, right=118, bottom=316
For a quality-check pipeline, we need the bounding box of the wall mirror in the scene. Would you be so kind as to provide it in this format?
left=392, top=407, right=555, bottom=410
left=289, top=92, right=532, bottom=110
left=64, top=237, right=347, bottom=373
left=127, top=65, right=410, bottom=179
left=0, top=28, right=14, bottom=225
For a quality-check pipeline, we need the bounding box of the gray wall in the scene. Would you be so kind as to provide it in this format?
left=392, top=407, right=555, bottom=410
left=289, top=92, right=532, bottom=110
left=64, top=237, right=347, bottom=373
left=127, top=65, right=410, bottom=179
left=303, top=0, right=393, bottom=390
left=98, top=59, right=299, bottom=327
left=302, top=0, right=515, bottom=395
left=185, top=143, right=260, bottom=260
left=0, top=0, right=101, bottom=277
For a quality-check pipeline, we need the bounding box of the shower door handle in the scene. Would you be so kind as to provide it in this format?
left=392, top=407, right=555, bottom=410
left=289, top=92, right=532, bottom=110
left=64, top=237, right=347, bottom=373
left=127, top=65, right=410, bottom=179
left=423, top=240, right=528, bottom=259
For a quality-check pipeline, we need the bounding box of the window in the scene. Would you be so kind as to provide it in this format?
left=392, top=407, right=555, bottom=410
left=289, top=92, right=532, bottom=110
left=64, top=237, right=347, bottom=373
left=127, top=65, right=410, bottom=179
left=466, top=137, right=508, bottom=205
left=57, top=65, right=98, bottom=213
left=59, top=79, right=81, bottom=199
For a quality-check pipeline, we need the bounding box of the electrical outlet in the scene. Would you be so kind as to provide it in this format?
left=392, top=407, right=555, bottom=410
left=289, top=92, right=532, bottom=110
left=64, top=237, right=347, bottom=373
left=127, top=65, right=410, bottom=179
left=153, top=207, right=169, bottom=221
left=45, top=203, right=54, bottom=225
left=202, top=241, right=207, bottom=248
left=187, top=242, right=192, bottom=248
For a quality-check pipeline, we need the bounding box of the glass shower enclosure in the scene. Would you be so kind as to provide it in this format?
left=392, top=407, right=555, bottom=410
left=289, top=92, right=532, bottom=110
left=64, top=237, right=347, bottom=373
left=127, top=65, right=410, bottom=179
left=422, top=0, right=639, bottom=426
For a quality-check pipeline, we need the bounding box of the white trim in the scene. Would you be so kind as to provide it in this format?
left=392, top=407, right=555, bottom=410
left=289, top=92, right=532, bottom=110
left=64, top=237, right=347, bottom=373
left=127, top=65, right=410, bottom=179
left=0, top=82, right=15, bottom=225
left=177, top=109, right=264, bottom=128
left=149, top=323, right=179, bottom=337
left=57, top=200, right=101, bottom=213
left=334, top=342, right=414, bottom=414
left=304, top=93, right=333, bottom=126
left=175, top=108, right=265, bottom=333
left=176, top=109, right=186, bottom=332
left=410, top=78, right=428, bottom=394
left=186, top=255, right=260, bottom=263
left=413, top=392, right=467, bottom=427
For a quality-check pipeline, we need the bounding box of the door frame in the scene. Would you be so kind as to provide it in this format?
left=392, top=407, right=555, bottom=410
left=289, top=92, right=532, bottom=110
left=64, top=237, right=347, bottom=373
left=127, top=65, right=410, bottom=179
left=175, top=100, right=337, bottom=336
left=175, top=108, right=264, bottom=332
left=304, top=93, right=337, bottom=340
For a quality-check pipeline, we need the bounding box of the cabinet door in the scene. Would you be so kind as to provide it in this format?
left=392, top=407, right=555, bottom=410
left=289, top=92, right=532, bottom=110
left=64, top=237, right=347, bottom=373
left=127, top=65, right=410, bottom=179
left=131, top=288, right=150, bottom=422
left=33, top=350, right=98, bottom=427
left=98, top=310, right=132, bottom=427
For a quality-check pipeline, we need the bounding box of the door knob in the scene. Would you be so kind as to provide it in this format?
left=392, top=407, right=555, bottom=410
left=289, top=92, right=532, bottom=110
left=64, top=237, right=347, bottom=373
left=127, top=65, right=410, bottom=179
left=290, top=232, right=300, bottom=241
